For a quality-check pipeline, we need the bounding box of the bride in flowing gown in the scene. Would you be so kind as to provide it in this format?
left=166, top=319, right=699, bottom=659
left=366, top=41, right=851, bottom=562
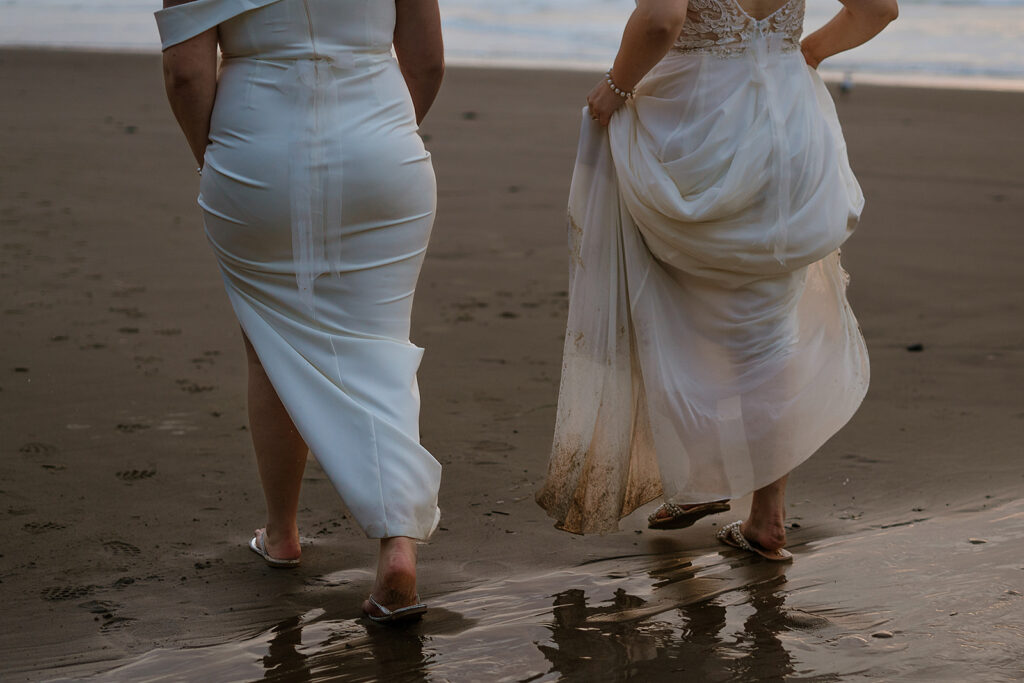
left=537, top=0, right=897, bottom=559
left=156, top=0, right=444, bottom=620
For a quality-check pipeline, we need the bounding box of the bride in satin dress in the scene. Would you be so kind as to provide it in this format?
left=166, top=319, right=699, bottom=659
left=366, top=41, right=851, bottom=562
left=157, top=0, right=443, bottom=620
left=537, top=0, right=897, bottom=559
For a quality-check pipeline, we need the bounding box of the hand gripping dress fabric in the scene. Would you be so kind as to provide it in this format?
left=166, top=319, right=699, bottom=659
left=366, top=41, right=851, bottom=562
left=155, top=0, right=441, bottom=540
left=537, top=0, right=870, bottom=534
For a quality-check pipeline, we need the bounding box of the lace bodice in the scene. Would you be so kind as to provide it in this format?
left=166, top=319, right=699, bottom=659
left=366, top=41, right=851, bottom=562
left=674, top=0, right=805, bottom=57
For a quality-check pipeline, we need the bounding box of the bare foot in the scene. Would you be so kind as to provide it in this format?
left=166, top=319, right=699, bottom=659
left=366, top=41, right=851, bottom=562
left=740, top=517, right=787, bottom=551
left=253, top=526, right=301, bottom=562
left=743, top=475, right=789, bottom=552
left=363, top=536, right=418, bottom=616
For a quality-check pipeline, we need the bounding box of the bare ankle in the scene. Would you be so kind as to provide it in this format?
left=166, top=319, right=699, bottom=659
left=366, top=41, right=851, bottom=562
left=374, top=537, right=418, bottom=605
left=742, top=517, right=787, bottom=551
left=260, top=524, right=301, bottom=558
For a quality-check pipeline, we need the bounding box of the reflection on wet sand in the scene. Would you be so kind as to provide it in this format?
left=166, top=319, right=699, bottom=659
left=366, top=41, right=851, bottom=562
left=90, top=498, right=1024, bottom=682
left=261, top=616, right=311, bottom=682
left=257, top=611, right=432, bottom=681
left=541, top=574, right=798, bottom=681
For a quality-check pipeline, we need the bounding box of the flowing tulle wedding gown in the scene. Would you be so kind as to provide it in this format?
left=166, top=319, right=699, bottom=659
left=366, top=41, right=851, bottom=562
left=155, top=0, right=441, bottom=539
left=538, top=0, right=870, bottom=534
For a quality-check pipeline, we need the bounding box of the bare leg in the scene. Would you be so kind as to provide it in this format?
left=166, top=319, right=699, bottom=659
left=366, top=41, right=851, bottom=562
left=244, top=332, right=307, bottom=561
left=362, top=536, right=419, bottom=614
left=742, top=475, right=788, bottom=551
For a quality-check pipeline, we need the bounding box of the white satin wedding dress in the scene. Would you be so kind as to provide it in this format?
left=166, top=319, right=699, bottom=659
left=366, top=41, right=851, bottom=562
left=155, top=0, right=441, bottom=540
left=538, top=0, right=870, bottom=533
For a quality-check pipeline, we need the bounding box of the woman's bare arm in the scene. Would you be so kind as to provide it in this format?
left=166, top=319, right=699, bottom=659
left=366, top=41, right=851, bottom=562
left=801, top=0, right=899, bottom=69
left=587, top=0, right=689, bottom=126
left=161, top=0, right=218, bottom=167
left=394, top=0, right=445, bottom=125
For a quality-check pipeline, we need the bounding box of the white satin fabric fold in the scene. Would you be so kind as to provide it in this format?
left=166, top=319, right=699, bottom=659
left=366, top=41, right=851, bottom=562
left=157, top=0, right=441, bottom=539
left=538, top=47, right=869, bottom=534
left=155, top=0, right=285, bottom=50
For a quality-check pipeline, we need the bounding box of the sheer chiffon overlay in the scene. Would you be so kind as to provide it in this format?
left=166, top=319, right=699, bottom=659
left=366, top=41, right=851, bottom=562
left=156, top=0, right=441, bottom=539
left=537, top=0, right=870, bottom=534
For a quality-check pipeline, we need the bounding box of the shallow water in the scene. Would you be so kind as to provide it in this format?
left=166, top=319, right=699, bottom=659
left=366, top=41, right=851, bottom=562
left=2, top=0, right=1024, bottom=88
left=56, top=498, right=1023, bottom=682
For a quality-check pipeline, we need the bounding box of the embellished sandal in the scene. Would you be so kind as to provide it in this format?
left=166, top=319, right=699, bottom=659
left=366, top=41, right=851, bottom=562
left=248, top=528, right=301, bottom=568
left=364, top=594, right=428, bottom=625
left=647, top=500, right=731, bottom=530
left=716, top=520, right=793, bottom=562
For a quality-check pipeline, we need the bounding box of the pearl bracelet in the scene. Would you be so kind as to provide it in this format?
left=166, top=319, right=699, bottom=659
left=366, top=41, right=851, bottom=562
left=604, top=70, right=634, bottom=100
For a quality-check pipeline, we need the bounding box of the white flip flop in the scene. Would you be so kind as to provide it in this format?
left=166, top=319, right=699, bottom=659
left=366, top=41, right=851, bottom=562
left=248, top=529, right=301, bottom=568
left=364, top=594, right=427, bottom=624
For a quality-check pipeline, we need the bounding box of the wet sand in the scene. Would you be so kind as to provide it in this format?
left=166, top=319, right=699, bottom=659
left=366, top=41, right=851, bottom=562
left=1, top=49, right=1022, bottom=681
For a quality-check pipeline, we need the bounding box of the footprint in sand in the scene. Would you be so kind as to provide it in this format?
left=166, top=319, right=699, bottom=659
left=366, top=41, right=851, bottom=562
left=103, top=540, right=141, bottom=556
left=116, top=469, right=157, bottom=482
left=22, top=521, right=67, bottom=534
left=116, top=423, right=150, bottom=434
left=78, top=599, right=122, bottom=615
left=453, top=300, right=489, bottom=310
left=194, top=559, right=224, bottom=570
left=78, top=600, right=136, bottom=630
left=133, top=355, right=162, bottom=376
left=840, top=453, right=882, bottom=465
left=176, top=379, right=215, bottom=394
left=18, top=442, right=58, bottom=456
left=41, top=585, right=96, bottom=602
left=110, top=285, right=146, bottom=299
left=473, top=440, right=515, bottom=453
left=108, top=306, right=144, bottom=319
left=100, top=616, right=136, bottom=632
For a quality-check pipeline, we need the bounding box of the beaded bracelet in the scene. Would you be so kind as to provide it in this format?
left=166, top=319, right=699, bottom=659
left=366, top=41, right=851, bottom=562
left=604, top=70, right=634, bottom=100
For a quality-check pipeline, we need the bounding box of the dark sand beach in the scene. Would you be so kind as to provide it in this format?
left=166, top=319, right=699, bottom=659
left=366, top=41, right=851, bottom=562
left=1, top=49, right=1022, bottom=681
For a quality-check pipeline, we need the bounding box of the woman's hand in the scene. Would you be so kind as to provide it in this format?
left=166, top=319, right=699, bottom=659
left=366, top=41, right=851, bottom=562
left=590, top=0, right=689, bottom=126
left=587, top=78, right=628, bottom=127
left=801, top=0, right=898, bottom=70
left=800, top=43, right=822, bottom=69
